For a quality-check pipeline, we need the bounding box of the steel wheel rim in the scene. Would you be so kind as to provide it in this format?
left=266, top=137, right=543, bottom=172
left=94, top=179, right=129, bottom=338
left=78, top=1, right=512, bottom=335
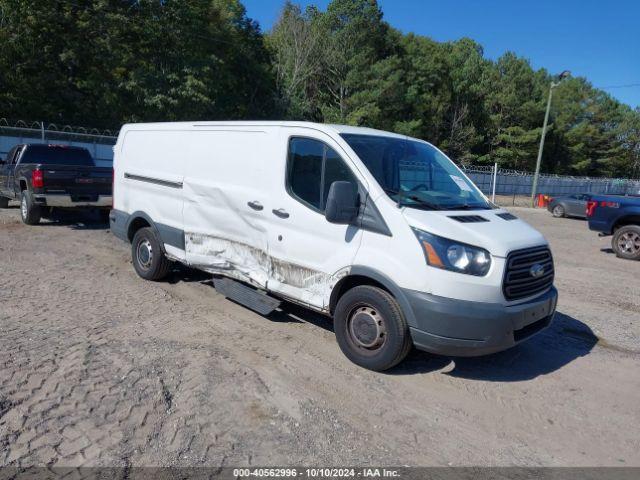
left=21, top=196, right=27, bottom=219
left=137, top=239, right=153, bottom=269
left=346, top=305, right=387, bottom=355
left=618, top=231, right=640, bottom=254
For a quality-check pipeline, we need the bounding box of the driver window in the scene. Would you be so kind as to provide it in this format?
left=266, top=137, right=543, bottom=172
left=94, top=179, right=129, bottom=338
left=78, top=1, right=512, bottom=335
left=287, top=137, right=357, bottom=213
left=322, top=148, right=357, bottom=206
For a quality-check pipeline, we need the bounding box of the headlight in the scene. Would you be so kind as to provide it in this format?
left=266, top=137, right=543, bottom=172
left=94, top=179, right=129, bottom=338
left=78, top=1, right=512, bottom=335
left=412, top=228, right=492, bottom=276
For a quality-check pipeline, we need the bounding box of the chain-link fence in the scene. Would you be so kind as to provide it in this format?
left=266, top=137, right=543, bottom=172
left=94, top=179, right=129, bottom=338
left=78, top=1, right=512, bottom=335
left=462, top=164, right=640, bottom=205
left=0, top=119, right=117, bottom=167
left=3, top=119, right=639, bottom=202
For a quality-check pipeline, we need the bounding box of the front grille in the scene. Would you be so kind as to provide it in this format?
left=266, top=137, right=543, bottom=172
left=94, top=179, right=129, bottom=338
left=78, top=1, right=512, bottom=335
left=503, top=246, right=554, bottom=300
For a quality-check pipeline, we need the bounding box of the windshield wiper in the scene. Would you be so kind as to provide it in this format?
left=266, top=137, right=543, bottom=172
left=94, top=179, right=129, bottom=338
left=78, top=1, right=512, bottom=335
left=445, top=203, right=492, bottom=210
left=382, top=188, right=441, bottom=210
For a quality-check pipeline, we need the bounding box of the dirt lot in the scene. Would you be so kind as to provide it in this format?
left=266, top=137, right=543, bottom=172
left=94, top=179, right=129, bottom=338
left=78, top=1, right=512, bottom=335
left=0, top=205, right=638, bottom=468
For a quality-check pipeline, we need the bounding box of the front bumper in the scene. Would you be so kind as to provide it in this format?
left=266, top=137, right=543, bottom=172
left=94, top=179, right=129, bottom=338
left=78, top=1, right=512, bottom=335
left=34, top=194, right=112, bottom=208
left=405, top=287, right=558, bottom=357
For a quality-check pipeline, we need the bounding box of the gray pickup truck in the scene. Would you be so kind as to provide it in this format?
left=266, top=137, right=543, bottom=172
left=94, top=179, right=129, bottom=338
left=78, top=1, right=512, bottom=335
left=0, top=144, right=112, bottom=224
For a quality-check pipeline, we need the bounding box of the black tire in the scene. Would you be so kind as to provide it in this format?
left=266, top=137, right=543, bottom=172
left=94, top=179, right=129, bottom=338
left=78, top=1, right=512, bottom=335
left=334, top=285, right=412, bottom=371
left=131, top=227, right=173, bottom=281
left=612, top=225, right=640, bottom=261
left=551, top=204, right=565, bottom=218
left=0, top=196, right=9, bottom=208
left=20, top=191, right=41, bottom=225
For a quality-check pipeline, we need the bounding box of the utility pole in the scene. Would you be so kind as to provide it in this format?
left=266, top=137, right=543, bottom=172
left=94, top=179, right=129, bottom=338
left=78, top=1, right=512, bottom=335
left=531, top=70, right=571, bottom=207
left=491, top=162, right=498, bottom=203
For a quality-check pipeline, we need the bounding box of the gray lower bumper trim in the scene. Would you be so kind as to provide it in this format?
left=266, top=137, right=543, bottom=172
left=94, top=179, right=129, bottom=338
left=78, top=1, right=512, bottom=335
left=109, top=209, right=129, bottom=242
left=109, top=209, right=185, bottom=251
left=404, top=287, right=558, bottom=357
left=35, top=194, right=112, bottom=207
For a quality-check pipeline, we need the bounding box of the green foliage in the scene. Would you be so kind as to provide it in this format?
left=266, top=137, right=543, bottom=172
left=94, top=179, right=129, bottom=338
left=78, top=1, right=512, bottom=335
left=0, top=0, right=276, bottom=127
left=1, top=0, right=638, bottom=178
left=267, top=0, right=640, bottom=177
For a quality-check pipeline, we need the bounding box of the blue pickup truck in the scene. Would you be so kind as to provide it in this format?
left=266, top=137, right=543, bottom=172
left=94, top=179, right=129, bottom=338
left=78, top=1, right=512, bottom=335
left=587, top=194, right=640, bottom=260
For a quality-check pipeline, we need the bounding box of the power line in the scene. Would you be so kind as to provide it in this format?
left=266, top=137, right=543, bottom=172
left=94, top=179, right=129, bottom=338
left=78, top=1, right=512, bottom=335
left=598, top=83, right=640, bottom=89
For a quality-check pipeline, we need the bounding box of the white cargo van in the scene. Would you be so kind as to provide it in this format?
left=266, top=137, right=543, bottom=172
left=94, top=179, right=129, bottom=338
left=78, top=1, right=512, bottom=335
left=110, top=121, right=557, bottom=371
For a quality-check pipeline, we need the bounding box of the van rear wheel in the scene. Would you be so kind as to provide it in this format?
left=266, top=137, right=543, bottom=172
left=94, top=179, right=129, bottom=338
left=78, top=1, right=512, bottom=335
left=334, top=285, right=412, bottom=371
left=131, top=227, right=172, bottom=280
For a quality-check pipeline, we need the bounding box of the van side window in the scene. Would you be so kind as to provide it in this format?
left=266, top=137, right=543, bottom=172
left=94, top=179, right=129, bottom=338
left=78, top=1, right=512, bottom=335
left=323, top=148, right=356, bottom=204
left=287, top=138, right=357, bottom=212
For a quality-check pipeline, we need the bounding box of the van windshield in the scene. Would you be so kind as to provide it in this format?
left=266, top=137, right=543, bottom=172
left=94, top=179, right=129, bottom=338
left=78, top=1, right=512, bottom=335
left=341, top=134, right=492, bottom=210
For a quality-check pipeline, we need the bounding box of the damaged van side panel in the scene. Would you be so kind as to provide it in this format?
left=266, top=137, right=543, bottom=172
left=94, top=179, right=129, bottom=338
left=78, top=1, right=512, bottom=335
left=269, top=259, right=350, bottom=310
left=185, top=230, right=350, bottom=311
left=186, top=232, right=271, bottom=287
left=182, top=129, right=273, bottom=288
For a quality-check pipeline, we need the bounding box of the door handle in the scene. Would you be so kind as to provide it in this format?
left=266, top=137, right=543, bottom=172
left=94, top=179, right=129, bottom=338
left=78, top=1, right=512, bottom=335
left=247, top=200, right=263, bottom=211
left=272, top=208, right=290, bottom=219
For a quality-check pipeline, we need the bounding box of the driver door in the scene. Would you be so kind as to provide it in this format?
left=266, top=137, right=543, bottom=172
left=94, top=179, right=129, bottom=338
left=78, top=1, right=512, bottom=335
left=265, top=130, right=366, bottom=309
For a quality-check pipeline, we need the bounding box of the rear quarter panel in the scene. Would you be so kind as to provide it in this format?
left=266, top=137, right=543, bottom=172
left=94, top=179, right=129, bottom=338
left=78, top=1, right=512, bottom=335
left=114, top=128, right=186, bottom=232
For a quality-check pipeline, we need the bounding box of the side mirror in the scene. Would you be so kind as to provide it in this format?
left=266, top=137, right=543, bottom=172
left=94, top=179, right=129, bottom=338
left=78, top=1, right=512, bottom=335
left=325, top=181, right=358, bottom=224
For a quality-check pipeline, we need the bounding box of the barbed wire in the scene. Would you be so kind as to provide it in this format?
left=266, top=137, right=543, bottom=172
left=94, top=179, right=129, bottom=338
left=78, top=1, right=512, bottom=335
left=462, top=164, right=639, bottom=182
left=0, top=118, right=118, bottom=138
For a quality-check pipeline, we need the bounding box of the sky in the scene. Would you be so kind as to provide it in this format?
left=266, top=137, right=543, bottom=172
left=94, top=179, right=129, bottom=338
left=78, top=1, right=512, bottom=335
left=242, top=0, right=640, bottom=109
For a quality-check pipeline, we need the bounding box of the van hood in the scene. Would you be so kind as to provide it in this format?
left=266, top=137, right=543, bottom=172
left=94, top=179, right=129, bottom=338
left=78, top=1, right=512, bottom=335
left=402, top=208, right=547, bottom=258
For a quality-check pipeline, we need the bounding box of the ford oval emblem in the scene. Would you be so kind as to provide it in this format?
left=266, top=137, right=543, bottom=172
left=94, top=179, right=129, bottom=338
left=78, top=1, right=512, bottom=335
left=529, top=264, right=545, bottom=278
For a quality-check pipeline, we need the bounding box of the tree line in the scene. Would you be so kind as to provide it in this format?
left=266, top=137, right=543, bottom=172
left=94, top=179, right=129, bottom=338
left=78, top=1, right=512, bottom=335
left=1, top=0, right=639, bottom=177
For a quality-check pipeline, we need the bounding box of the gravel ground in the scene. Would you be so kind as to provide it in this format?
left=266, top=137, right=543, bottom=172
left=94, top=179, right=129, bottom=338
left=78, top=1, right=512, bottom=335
left=0, top=204, right=638, bottom=468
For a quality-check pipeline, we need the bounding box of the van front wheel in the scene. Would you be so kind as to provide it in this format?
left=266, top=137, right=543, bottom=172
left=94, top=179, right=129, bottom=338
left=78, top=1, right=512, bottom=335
left=334, top=285, right=412, bottom=371
left=131, top=227, right=172, bottom=281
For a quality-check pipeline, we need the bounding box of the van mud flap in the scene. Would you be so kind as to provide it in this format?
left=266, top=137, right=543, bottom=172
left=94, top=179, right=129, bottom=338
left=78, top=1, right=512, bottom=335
left=213, top=277, right=281, bottom=315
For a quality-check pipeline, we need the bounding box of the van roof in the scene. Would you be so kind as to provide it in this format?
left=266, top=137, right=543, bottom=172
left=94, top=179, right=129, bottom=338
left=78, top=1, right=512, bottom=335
left=119, top=121, right=408, bottom=139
